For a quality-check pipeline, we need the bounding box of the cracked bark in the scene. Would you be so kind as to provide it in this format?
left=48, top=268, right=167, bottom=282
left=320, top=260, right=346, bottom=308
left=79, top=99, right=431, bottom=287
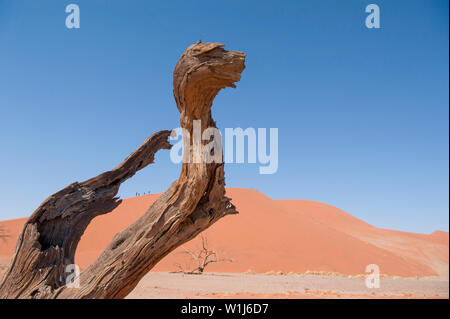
left=0, top=41, right=245, bottom=299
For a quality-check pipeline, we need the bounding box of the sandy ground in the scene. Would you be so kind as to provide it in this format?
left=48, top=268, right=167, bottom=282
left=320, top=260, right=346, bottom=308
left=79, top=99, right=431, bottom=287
left=126, top=272, right=449, bottom=299
left=0, top=268, right=447, bottom=299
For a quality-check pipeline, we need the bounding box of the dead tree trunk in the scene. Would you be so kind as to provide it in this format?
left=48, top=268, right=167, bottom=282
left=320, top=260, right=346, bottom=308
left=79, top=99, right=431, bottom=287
left=0, top=41, right=245, bottom=299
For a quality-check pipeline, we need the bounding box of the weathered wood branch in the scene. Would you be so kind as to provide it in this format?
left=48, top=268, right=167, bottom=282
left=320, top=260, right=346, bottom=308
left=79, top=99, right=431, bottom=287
left=0, top=41, right=245, bottom=299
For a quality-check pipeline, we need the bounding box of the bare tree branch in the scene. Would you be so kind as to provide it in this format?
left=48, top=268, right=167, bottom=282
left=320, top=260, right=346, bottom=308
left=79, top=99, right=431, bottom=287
left=175, top=235, right=233, bottom=274
left=0, top=41, right=245, bottom=299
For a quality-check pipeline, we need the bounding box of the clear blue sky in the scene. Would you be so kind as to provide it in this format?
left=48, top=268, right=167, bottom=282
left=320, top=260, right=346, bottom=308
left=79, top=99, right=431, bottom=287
left=0, top=0, right=448, bottom=233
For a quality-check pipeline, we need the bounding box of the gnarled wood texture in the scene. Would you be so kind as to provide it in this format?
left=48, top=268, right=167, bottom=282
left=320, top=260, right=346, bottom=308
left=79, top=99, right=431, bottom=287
left=0, top=41, right=245, bottom=299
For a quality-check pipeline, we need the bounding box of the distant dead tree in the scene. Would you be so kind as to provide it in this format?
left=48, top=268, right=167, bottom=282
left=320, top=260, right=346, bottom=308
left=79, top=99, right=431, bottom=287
left=0, top=41, right=244, bottom=298
left=175, top=236, right=233, bottom=274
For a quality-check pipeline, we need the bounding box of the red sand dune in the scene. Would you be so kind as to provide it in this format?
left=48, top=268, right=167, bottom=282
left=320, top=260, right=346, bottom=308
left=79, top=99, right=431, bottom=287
left=0, top=188, right=448, bottom=278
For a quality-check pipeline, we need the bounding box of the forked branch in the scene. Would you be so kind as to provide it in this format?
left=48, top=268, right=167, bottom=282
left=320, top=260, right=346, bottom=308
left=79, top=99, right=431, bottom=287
left=0, top=41, right=245, bottom=299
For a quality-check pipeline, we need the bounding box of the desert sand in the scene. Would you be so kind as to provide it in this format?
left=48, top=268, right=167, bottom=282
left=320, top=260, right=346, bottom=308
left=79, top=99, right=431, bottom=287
left=126, top=272, right=449, bottom=299
left=0, top=188, right=448, bottom=298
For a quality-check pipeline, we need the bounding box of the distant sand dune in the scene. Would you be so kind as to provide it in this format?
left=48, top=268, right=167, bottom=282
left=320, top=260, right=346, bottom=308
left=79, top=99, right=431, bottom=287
left=0, top=188, right=448, bottom=279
